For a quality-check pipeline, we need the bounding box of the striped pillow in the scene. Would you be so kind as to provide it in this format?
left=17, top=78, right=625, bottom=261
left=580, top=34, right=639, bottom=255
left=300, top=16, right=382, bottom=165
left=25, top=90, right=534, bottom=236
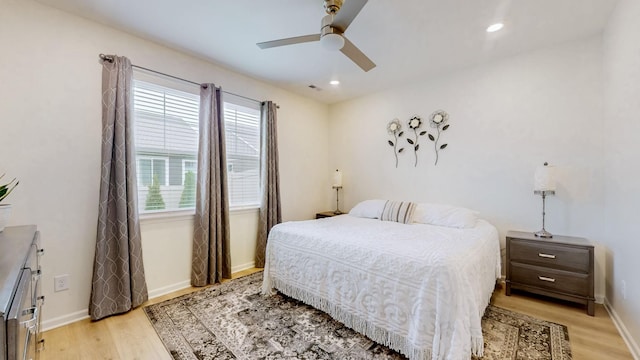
left=380, top=200, right=416, bottom=224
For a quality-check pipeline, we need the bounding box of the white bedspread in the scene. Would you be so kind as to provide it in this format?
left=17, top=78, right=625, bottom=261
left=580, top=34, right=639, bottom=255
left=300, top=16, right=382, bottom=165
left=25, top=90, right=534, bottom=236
left=262, top=215, right=501, bottom=360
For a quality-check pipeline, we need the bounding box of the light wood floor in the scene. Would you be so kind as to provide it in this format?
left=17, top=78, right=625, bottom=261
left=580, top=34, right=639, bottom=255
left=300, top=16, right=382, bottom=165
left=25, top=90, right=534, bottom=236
left=40, top=269, right=633, bottom=360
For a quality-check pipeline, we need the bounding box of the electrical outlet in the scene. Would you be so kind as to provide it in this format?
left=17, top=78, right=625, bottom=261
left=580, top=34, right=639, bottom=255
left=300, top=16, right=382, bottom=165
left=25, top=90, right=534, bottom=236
left=54, top=274, right=70, bottom=292
left=622, top=280, right=627, bottom=300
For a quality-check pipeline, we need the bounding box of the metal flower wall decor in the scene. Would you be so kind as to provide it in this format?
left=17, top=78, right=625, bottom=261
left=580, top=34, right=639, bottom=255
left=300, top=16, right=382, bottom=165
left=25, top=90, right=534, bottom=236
left=407, top=116, right=428, bottom=167
left=386, top=110, right=451, bottom=167
left=387, top=118, right=405, bottom=168
left=428, top=110, right=450, bottom=165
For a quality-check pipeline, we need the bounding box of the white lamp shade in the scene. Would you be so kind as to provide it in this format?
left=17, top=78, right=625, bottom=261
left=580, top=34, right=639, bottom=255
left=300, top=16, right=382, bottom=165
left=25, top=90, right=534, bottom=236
left=320, top=33, right=345, bottom=51
left=333, top=170, right=343, bottom=187
left=534, top=164, right=556, bottom=191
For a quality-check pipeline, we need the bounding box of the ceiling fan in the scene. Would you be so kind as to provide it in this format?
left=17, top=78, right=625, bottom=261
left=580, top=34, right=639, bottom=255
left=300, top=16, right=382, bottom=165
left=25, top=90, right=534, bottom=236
left=257, top=0, right=375, bottom=72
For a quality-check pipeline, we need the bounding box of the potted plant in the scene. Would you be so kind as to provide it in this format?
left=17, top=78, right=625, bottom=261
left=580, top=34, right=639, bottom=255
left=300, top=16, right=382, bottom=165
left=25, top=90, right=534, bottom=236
left=0, top=173, right=19, bottom=232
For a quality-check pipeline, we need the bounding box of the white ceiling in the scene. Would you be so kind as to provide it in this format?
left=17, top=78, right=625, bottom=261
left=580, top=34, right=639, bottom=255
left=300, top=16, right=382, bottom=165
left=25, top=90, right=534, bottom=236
left=36, top=0, right=618, bottom=104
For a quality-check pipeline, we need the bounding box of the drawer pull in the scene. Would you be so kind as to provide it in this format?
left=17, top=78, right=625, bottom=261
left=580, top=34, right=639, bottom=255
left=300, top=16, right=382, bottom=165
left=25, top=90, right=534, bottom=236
left=538, top=253, right=556, bottom=259
left=538, top=276, right=556, bottom=283
left=20, top=307, right=38, bottom=328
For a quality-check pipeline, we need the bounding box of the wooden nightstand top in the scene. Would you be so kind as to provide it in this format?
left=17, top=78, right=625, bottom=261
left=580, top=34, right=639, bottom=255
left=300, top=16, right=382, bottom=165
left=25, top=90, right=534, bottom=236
left=506, top=230, right=591, bottom=247
left=315, top=211, right=344, bottom=219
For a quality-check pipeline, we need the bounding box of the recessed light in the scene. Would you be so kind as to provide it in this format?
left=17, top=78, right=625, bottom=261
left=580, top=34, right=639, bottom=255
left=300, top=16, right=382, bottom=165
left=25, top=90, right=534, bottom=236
left=486, top=23, right=504, bottom=33
left=330, top=80, right=340, bottom=85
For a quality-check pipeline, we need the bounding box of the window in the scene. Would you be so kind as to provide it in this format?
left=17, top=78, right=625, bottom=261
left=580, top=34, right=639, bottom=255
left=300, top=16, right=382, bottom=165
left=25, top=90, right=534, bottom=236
left=133, top=75, right=199, bottom=213
left=133, top=72, right=262, bottom=214
left=223, top=95, right=261, bottom=209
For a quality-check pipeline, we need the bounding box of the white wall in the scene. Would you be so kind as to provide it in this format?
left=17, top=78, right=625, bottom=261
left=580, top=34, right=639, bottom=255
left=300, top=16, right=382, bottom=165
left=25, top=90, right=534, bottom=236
left=0, top=0, right=330, bottom=328
left=2, top=1, right=637, bottom=352
left=603, top=0, right=640, bottom=356
left=329, top=37, right=606, bottom=298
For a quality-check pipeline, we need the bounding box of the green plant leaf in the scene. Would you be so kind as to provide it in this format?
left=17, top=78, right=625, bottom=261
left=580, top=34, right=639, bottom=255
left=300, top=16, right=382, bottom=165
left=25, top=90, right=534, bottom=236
left=0, top=178, right=18, bottom=203
left=440, top=144, right=448, bottom=149
left=407, top=138, right=414, bottom=145
left=398, top=148, right=405, bottom=153
left=443, top=124, right=450, bottom=131
left=428, top=134, right=435, bottom=141
left=0, top=179, right=20, bottom=202
left=415, top=144, right=420, bottom=151
left=388, top=140, right=394, bottom=146
left=419, top=131, right=427, bottom=136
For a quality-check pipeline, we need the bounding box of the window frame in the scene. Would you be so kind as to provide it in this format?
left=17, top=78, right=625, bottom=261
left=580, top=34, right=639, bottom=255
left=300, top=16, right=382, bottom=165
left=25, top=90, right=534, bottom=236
left=223, top=96, right=262, bottom=210
left=133, top=70, right=200, bottom=217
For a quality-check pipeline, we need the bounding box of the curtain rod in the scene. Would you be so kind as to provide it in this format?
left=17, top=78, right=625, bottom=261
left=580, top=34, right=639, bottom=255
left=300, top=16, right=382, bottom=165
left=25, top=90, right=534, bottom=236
left=99, top=54, right=274, bottom=107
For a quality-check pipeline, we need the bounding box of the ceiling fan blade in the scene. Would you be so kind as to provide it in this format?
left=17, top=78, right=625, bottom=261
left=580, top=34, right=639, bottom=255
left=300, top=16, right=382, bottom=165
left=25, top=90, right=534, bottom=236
left=340, top=37, right=375, bottom=72
left=331, top=0, right=368, bottom=32
left=257, top=34, right=320, bottom=49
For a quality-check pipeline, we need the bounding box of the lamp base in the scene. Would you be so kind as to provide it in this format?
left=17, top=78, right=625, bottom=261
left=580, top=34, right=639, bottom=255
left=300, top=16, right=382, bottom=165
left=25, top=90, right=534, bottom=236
left=534, top=229, right=553, bottom=238
left=534, top=189, right=554, bottom=239
left=332, top=186, right=343, bottom=215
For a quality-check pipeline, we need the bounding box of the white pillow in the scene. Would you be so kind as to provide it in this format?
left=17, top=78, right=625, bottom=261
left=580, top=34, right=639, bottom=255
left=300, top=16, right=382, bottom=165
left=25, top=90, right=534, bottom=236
left=349, top=199, right=387, bottom=219
left=412, top=203, right=479, bottom=228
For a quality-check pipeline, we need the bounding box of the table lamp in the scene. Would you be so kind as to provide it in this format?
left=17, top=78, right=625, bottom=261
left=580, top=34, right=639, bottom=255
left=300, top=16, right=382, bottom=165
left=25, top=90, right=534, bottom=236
left=332, top=169, right=343, bottom=214
left=533, top=162, right=556, bottom=238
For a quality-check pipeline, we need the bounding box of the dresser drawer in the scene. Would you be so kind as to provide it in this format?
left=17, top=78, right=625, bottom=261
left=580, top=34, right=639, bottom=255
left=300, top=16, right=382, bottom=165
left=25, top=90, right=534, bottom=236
left=510, top=262, right=590, bottom=297
left=509, top=239, right=590, bottom=273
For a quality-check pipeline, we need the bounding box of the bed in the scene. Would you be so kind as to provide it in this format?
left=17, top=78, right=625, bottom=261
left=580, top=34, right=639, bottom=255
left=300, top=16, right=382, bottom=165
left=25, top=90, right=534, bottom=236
left=262, top=205, right=501, bottom=360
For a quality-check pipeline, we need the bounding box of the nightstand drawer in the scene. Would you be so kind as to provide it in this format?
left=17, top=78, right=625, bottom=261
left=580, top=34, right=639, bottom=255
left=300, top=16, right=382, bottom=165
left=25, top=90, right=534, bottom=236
left=510, top=262, right=590, bottom=297
left=509, top=239, right=590, bottom=273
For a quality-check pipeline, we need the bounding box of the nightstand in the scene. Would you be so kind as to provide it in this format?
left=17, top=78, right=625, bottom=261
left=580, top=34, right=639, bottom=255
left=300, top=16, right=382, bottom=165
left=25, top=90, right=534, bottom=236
left=315, top=211, right=342, bottom=219
left=506, top=230, right=595, bottom=316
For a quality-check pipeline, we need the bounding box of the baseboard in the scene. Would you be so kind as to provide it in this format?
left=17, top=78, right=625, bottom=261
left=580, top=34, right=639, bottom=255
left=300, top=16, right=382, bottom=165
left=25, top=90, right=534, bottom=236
left=42, top=279, right=191, bottom=332
left=42, top=267, right=256, bottom=333
left=147, top=280, right=191, bottom=299
left=41, top=309, right=89, bottom=332
left=232, top=261, right=255, bottom=274
left=604, top=299, right=640, bottom=360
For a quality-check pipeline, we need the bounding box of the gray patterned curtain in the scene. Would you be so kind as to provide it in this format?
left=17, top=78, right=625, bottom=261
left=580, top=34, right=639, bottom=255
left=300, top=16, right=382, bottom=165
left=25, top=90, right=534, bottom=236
left=89, top=55, right=148, bottom=321
left=191, top=84, right=232, bottom=286
left=255, top=101, right=282, bottom=268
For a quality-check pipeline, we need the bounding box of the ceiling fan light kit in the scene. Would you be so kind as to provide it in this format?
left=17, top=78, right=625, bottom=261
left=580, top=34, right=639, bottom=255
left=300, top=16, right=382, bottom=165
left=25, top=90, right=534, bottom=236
left=257, top=0, right=375, bottom=72
left=320, top=23, right=345, bottom=50
left=320, top=33, right=345, bottom=50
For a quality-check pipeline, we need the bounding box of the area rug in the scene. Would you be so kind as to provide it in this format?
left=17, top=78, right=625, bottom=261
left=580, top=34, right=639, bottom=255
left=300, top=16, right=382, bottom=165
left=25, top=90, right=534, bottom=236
left=144, top=272, right=571, bottom=359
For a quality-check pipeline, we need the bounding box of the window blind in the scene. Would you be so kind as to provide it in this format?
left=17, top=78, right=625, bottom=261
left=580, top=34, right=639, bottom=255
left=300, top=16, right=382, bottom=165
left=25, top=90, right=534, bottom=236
left=223, top=95, right=261, bottom=209
left=133, top=79, right=200, bottom=213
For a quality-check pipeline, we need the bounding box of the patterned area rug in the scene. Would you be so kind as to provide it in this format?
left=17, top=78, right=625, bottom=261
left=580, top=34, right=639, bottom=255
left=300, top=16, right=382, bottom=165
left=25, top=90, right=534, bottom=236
left=144, top=272, right=571, bottom=360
